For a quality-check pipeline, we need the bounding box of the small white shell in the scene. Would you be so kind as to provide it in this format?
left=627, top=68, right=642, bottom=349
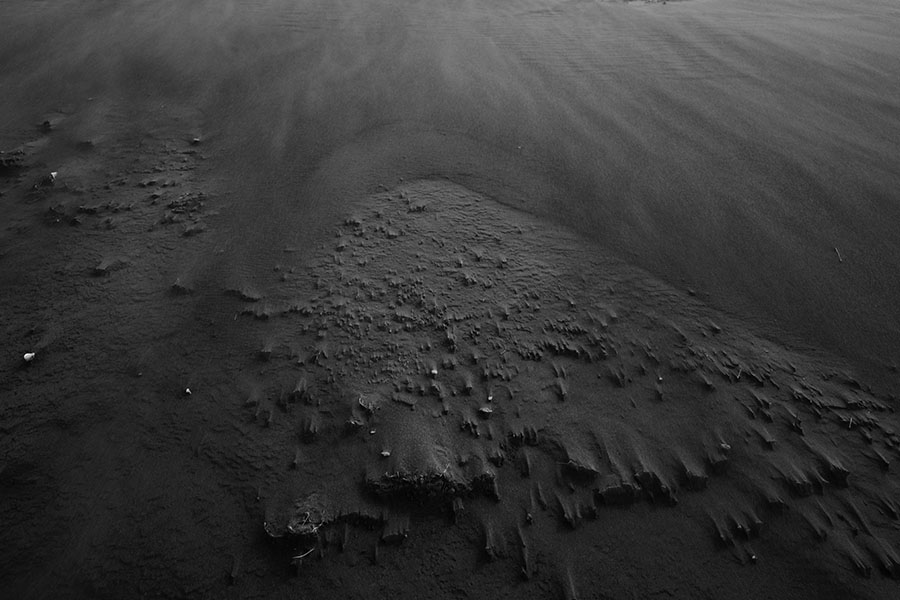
left=23, top=352, right=36, bottom=362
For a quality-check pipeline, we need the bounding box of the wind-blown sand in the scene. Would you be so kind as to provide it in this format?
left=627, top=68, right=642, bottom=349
left=2, top=0, right=900, bottom=598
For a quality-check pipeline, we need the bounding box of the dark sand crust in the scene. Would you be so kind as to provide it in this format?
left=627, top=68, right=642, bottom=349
left=245, top=179, right=900, bottom=597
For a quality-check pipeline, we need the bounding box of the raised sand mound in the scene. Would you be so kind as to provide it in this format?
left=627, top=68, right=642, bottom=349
left=247, top=180, right=900, bottom=583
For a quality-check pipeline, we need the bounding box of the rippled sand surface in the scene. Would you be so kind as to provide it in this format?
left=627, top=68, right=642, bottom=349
left=2, top=1, right=900, bottom=598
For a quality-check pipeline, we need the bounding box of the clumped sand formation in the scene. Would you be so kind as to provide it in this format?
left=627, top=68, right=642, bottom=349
left=244, top=180, right=900, bottom=582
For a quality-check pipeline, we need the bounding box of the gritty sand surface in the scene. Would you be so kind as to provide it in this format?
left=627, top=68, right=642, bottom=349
left=2, top=1, right=900, bottom=598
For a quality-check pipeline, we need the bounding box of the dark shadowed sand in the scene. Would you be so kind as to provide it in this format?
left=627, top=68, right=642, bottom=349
left=2, top=0, right=900, bottom=598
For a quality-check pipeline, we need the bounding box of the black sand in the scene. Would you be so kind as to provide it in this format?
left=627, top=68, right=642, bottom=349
left=2, top=1, right=900, bottom=598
